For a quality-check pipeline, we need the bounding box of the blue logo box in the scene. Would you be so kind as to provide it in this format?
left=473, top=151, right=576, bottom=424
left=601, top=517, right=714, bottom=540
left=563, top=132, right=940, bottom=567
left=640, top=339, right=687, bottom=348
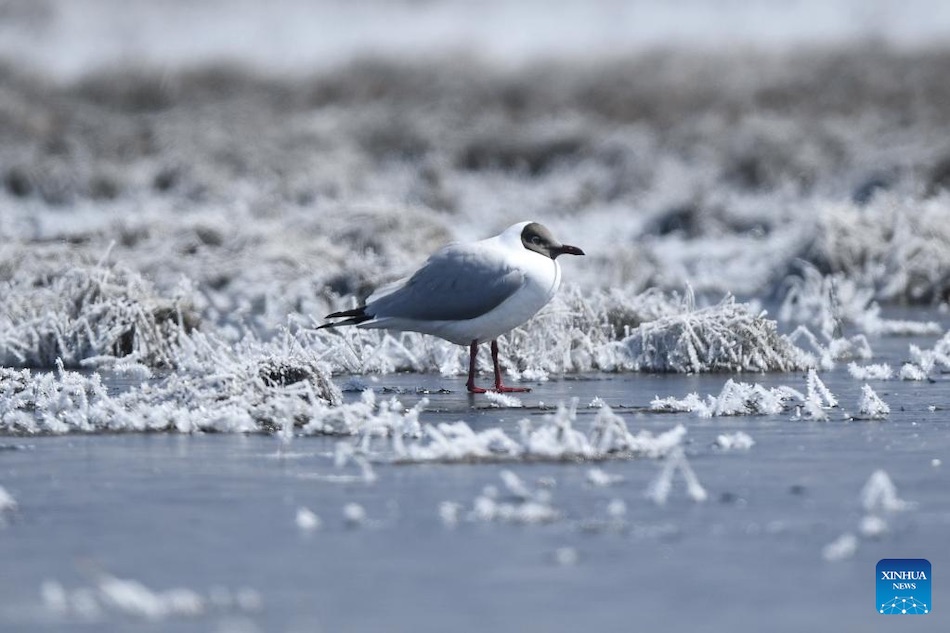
left=877, top=559, right=931, bottom=614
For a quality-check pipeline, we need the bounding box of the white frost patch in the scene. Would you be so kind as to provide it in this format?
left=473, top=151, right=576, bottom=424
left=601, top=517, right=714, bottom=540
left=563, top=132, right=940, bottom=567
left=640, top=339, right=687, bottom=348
left=847, top=362, right=893, bottom=380
left=714, top=432, right=755, bottom=451
left=470, top=474, right=559, bottom=524
left=857, top=385, right=890, bottom=420
left=861, top=470, right=912, bottom=512
left=787, top=325, right=872, bottom=369
left=800, top=368, right=837, bottom=420
left=438, top=501, right=463, bottom=527
left=41, top=575, right=260, bottom=622
left=652, top=377, right=809, bottom=418
left=0, top=485, right=17, bottom=514
left=899, top=363, right=928, bottom=381
left=822, top=533, right=858, bottom=562
left=909, top=331, right=950, bottom=374
left=650, top=370, right=837, bottom=420
left=343, top=503, right=367, bottom=527
left=483, top=391, right=523, bottom=408
left=393, top=400, right=686, bottom=464
left=295, top=507, right=321, bottom=532
left=645, top=447, right=707, bottom=505
left=553, top=547, right=579, bottom=566
left=859, top=515, right=888, bottom=538
left=586, top=467, right=624, bottom=487
left=333, top=442, right=378, bottom=483
left=302, top=390, right=424, bottom=438
left=606, top=499, right=627, bottom=518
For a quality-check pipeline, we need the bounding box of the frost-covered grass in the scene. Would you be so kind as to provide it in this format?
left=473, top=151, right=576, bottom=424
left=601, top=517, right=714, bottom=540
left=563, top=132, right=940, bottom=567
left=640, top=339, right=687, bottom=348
left=2, top=46, right=949, bottom=436
left=41, top=575, right=261, bottom=622
left=0, top=335, right=345, bottom=434
left=390, top=400, right=686, bottom=464
left=2, top=49, right=949, bottom=346
left=0, top=256, right=196, bottom=368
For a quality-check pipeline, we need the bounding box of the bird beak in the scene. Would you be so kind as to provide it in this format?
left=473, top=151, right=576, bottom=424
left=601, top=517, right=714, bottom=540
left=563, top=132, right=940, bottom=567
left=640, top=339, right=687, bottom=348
left=553, top=244, right=585, bottom=258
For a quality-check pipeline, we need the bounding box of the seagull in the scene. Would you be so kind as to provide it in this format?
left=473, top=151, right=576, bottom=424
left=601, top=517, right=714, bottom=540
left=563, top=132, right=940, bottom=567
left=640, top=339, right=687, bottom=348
left=319, top=221, right=584, bottom=393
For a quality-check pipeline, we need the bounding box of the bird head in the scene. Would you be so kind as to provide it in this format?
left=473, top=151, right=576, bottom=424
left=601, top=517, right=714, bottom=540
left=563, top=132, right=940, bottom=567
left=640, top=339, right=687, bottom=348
left=520, top=222, right=585, bottom=260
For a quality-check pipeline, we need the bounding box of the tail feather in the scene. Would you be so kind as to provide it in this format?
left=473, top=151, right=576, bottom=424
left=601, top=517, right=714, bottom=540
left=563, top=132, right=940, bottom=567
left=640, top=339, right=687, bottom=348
left=318, top=306, right=372, bottom=329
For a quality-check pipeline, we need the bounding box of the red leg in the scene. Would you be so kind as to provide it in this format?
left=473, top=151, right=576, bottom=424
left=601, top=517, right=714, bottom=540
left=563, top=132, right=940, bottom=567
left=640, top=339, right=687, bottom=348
left=491, top=339, right=531, bottom=393
left=466, top=340, right=487, bottom=393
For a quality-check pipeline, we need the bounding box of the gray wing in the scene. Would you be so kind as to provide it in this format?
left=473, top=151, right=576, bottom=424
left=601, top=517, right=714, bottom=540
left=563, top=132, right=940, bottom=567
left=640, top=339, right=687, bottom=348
left=367, top=245, right=525, bottom=321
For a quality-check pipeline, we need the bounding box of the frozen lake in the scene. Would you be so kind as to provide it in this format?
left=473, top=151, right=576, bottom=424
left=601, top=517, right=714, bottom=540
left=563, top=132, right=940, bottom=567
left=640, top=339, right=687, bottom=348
left=2, top=2, right=949, bottom=630
left=1, top=335, right=948, bottom=632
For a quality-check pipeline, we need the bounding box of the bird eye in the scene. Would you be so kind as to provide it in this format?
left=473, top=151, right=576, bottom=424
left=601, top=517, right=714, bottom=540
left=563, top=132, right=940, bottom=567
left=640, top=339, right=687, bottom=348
left=531, top=235, right=542, bottom=245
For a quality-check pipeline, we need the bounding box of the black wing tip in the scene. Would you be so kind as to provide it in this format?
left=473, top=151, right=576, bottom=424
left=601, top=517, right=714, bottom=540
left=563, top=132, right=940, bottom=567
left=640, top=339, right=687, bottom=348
left=318, top=306, right=372, bottom=329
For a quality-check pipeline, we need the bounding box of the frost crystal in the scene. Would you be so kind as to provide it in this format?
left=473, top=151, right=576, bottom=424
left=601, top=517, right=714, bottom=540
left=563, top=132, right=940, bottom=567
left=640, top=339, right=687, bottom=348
left=802, top=368, right=837, bottom=420
left=898, top=363, right=927, bottom=381
left=858, top=385, right=890, bottom=420
left=847, top=363, right=893, bottom=380
left=651, top=379, right=803, bottom=418
left=646, top=447, right=707, bottom=505
left=0, top=485, right=17, bottom=513
left=714, top=432, right=755, bottom=450
left=295, top=507, right=322, bottom=532
left=822, top=533, right=858, bottom=562
left=393, top=400, right=686, bottom=464
left=860, top=470, right=911, bottom=512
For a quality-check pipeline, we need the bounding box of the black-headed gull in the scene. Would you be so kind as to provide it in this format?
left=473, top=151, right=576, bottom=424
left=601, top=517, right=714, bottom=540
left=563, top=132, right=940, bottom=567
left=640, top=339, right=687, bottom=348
left=320, top=221, right=584, bottom=393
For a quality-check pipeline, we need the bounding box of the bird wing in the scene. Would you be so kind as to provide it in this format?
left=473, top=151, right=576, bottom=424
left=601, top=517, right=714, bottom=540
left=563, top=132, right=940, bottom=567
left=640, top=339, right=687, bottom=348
left=367, top=244, right=525, bottom=322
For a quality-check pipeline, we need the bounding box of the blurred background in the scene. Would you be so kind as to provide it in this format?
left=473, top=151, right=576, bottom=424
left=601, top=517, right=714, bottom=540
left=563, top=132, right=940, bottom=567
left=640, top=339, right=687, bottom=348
left=2, top=0, right=950, bottom=341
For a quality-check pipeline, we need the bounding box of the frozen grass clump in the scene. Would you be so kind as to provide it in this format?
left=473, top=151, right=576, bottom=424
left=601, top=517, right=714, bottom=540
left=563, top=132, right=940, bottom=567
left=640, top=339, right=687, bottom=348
left=391, top=400, right=686, bottom=464
left=0, top=484, right=16, bottom=514
left=861, top=470, right=912, bottom=513
left=779, top=264, right=942, bottom=337
left=787, top=325, right=872, bottom=369
left=651, top=370, right=846, bottom=420
left=41, top=574, right=261, bottom=622
left=848, top=363, right=893, bottom=380
left=619, top=295, right=811, bottom=373
left=807, top=196, right=950, bottom=305
left=0, top=257, right=197, bottom=369
left=0, top=334, right=345, bottom=434
left=645, top=447, right=708, bottom=505
left=857, top=385, right=890, bottom=420
left=651, top=379, right=802, bottom=417
left=462, top=472, right=560, bottom=525
left=308, top=286, right=718, bottom=377
left=909, top=330, right=950, bottom=374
